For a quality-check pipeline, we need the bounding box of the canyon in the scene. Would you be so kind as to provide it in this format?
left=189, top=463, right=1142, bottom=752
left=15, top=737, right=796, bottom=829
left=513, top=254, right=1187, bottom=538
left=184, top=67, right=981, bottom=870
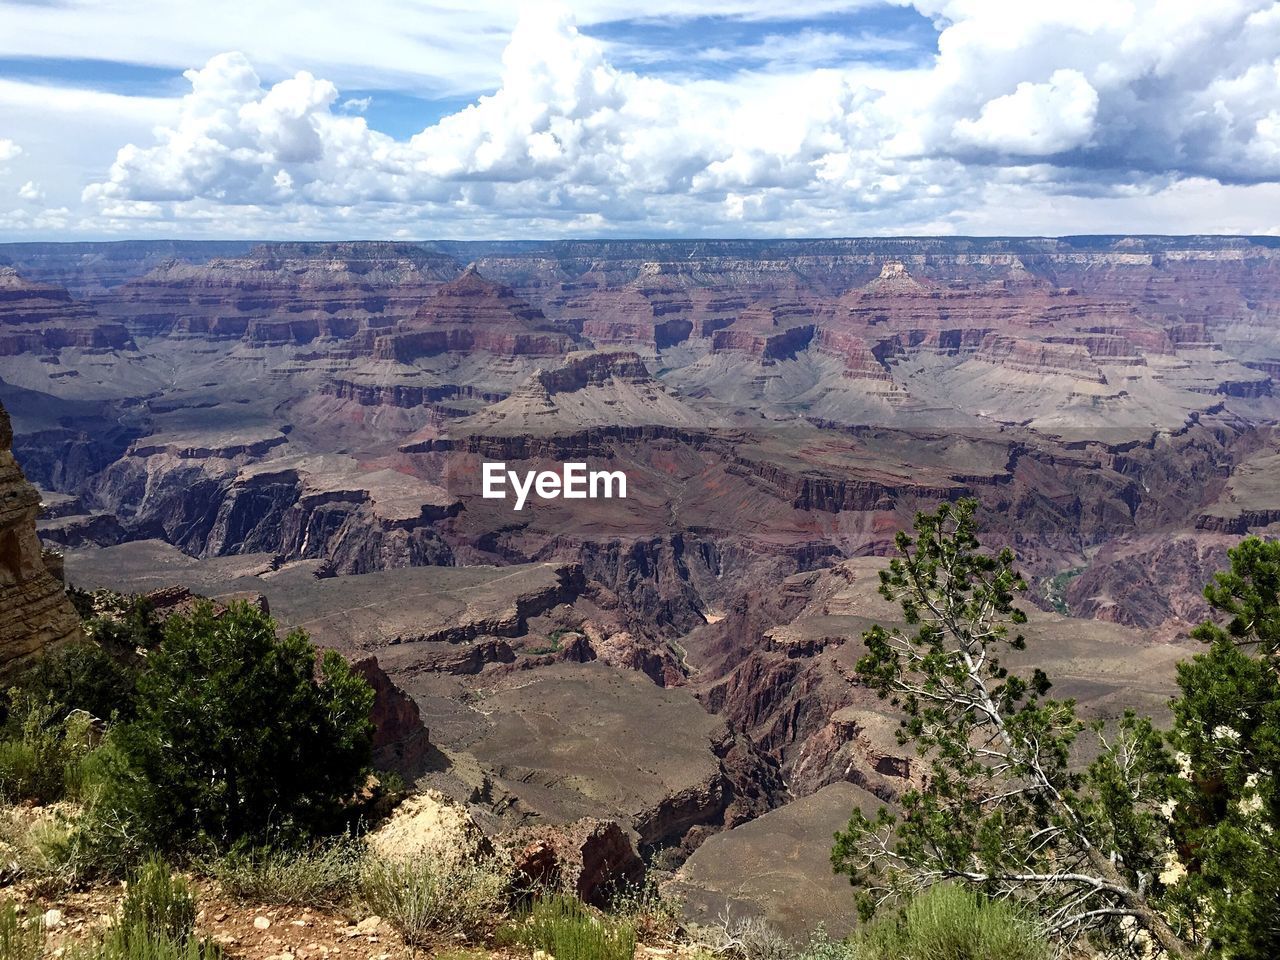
left=3, top=235, right=1279, bottom=932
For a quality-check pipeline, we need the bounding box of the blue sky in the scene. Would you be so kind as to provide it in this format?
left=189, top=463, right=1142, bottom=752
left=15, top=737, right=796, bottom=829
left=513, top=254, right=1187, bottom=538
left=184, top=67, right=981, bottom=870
left=0, top=1, right=1278, bottom=239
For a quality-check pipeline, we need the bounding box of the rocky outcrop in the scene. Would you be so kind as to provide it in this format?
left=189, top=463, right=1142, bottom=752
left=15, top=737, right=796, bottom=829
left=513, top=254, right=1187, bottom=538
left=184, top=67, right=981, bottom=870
left=367, top=789, right=491, bottom=863
left=373, top=265, right=575, bottom=361
left=813, top=329, right=894, bottom=379
left=137, top=584, right=270, bottom=622
left=1064, top=533, right=1235, bottom=631
left=573, top=624, right=685, bottom=687
left=0, top=400, right=80, bottom=677
left=391, top=638, right=517, bottom=672
left=36, top=511, right=127, bottom=548
left=863, top=259, right=926, bottom=294
left=689, top=560, right=932, bottom=799
left=323, top=379, right=506, bottom=409
left=508, top=818, right=644, bottom=905
left=349, top=655, right=433, bottom=775
left=92, top=439, right=460, bottom=574
left=574, top=284, right=696, bottom=350
left=454, top=351, right=708, bottom=438
left=973, top=334, right=1108, bottom=382
left=630, top=728, right=783, bottom=852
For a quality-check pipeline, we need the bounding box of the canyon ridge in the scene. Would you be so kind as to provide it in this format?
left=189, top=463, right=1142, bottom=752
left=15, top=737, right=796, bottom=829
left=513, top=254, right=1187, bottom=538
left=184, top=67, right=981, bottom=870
left=3, top=235, right=1278, bottom=933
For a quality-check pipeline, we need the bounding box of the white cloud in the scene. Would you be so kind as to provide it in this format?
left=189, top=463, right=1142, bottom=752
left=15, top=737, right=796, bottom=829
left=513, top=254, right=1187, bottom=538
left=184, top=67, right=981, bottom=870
left=952, top=69, right=1098, bottom=155
left=17, top=181, right=43, bottom=201
left=3, top=0, right=1280, bottom=238
left=84, top=53, right=393, bottom=206
left=0, top=0, right=887, bottom=97
left=0, top=140, right=20, bottom=163
left=950, top=176, right=1280, bottom=237
left=78, top=8, right=953, bottom=232
left=910, top=0, right=1280, bottom=179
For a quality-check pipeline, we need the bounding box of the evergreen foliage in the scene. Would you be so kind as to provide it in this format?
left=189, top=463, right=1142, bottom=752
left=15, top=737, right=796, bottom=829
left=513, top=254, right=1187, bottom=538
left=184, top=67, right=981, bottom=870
left=100, top=601, right=374, bottom=849
left=1169, top=537, right=1280, bottom=958
left=832, top=499, right=1193, bottom=958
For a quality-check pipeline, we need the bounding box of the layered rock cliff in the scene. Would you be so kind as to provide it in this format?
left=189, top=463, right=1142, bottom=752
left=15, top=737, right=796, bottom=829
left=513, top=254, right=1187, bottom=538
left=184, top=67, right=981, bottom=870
left=372, top=265, right=576, bottom=361
left=0, top=400, right=80, bottom=677
left=94, top=241, right=460, bottom=342
left=0, top=268, right=133, bottom=356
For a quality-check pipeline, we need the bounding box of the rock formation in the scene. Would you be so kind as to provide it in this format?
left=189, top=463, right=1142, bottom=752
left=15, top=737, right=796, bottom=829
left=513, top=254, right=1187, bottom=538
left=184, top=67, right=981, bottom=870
left=0, top=400, right=80, bottom=677
left=0, top=268, right=132, bottom=356
left=94, top=241, right=460, bottom=342
left=508, top=818, right=644, bottom=905
left=373, top=264, right=576, bottom=361
left=5, top=234, right=1278, bottom=943
left=349, top=654, right=433, bottom=775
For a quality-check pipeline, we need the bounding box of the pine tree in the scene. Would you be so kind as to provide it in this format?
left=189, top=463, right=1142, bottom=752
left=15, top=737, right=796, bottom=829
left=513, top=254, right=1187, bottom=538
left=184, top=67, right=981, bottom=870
left=1167, top=537, right=1280, bottom=958
left=832, top=499, right=1195, bottom=958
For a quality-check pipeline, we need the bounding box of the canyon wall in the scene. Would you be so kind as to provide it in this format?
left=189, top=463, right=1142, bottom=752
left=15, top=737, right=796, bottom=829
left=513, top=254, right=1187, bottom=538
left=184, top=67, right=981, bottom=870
left=0, top=400, right=80, bottom=677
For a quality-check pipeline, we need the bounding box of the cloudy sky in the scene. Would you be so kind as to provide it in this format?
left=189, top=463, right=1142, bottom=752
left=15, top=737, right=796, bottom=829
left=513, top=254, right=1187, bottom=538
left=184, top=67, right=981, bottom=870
left=1, top=0, right=1279, bottom=240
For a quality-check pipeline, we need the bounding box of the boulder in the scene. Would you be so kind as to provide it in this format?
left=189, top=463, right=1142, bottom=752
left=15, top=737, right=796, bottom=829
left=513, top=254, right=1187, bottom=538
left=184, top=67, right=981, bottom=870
left=367, top=789, right=490, bottom=864
left=509, top=818, right=644, bottom=906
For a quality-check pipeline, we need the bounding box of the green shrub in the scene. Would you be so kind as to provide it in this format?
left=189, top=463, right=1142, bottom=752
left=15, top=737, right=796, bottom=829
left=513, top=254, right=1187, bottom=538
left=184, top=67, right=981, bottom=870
left=65, top=857, right=218, bottom=960
left=76, top=592, right=164, bottom=657
left=19, top=642, right=139, bottom=724
left=504, top=895, right=637, bottom=960
left=849, top=885, right=1049, bottom=960
left=22, top=851, right=211, bottom=959
left=32, top=741, right=151, bottom=886
left=0, top=899, right=43, bottom=960
left=795, top=927, right=854, bottom=960
left=360, top=847, right=509, bottom=941
left=209, top=836, right=364, bottom=907
left=119, top=857, right=197, bottom=946
left=101, top=601, right=374, bottom=851
left=0, top=693, right=97, bottom=804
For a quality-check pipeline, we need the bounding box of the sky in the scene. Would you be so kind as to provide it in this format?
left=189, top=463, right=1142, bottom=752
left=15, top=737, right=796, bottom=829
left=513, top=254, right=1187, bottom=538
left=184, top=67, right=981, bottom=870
left=0, top=0, right=1279, bottom=240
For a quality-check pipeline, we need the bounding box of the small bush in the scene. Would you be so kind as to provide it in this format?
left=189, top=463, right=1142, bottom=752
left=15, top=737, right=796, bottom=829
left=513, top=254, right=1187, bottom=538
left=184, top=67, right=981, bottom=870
left=119, top=858, right=197, bottom=946
left=76, top=591, right=164, bottom=657
left=0, top=800, right=97, bottom=894
left=102, top=601, right=374, bottom=851
left=35, top=745, right=151, bottom=885
left=74, top=928, right=214, bottom=960
left=0, top=693, right=97, bottom=804
left=210, top=836, right=364, bottom=907
left=702, top=914, right=790, bottom=960
left=609, top=877, right=682, bottom=941
left=0, top=900, right=43, bottom=960
left=503, top=895, right=637, bottom=960
left=63, top=857, right=216, bottom=960
left=360, top=847, right=509, bottom=942
left=795, top=927, right=854, bottom=960
left=850, top=885, right=1049, bottom=960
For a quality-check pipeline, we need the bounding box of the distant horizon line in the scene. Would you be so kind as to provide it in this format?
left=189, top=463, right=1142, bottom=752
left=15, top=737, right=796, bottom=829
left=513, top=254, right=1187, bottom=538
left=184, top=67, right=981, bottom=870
left=3, top=233, right=1280, bottom=247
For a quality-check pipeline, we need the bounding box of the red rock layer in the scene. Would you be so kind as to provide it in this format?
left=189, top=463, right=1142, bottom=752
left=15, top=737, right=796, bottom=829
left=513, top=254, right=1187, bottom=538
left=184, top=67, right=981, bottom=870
left=96, top=241, right=460, bottom=342
left=372, top=265, right=576, bottom=360
left=0, top=268, right=132, bottom=356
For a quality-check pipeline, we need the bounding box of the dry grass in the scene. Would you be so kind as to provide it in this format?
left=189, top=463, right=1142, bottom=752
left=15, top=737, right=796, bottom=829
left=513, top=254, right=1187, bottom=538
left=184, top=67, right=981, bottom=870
left=359, top=841, right=511, bottom=943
